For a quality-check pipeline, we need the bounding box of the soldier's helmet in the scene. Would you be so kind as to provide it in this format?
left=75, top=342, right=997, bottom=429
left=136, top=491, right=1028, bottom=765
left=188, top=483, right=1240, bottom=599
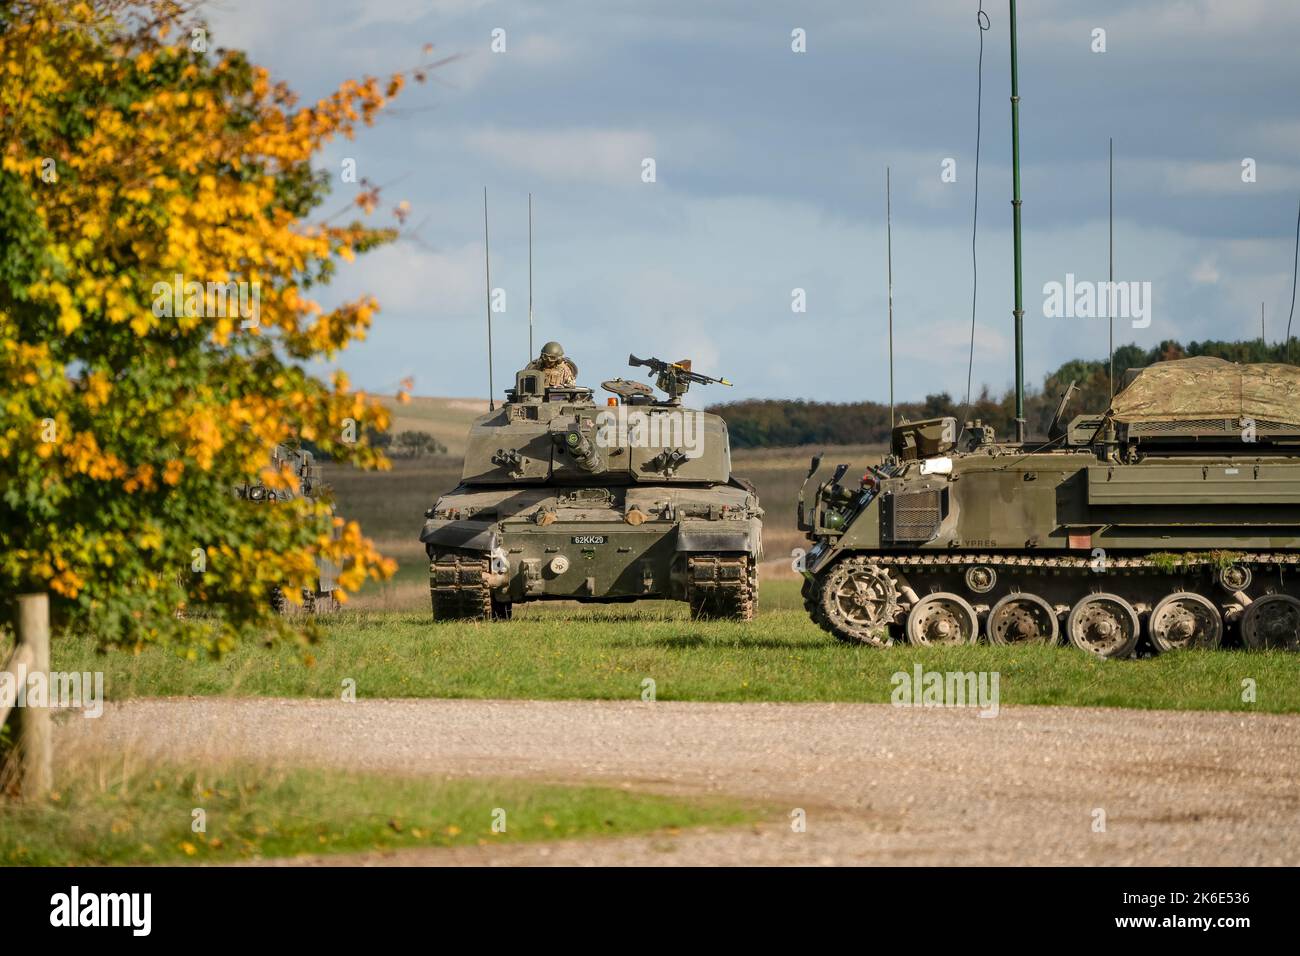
left=540, top=341, right=565, bottom=364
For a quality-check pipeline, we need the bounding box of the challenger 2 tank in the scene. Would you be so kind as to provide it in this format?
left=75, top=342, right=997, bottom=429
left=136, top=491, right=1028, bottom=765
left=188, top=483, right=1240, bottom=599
left=798, top=357, right=1300, bottom=656
left=421, top=355, right=763, bottom=620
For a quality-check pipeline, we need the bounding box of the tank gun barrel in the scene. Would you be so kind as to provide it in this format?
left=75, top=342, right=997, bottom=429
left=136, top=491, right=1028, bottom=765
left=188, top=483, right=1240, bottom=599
left=550, top=421, right=606, bottom=473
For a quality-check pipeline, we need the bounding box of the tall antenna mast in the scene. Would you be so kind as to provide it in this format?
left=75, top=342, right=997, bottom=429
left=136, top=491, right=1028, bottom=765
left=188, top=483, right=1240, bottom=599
left=1108, top=137, right=1114, bottom=401
left=886, top=166, right=895, bottom=430
left=483, top=187, right=495, bottom=412
left=1286, top=198, right=1300, bottom=360
left=528, top=192, right=535, bottom=362
left=1009, top=0, right=1026, bottom=442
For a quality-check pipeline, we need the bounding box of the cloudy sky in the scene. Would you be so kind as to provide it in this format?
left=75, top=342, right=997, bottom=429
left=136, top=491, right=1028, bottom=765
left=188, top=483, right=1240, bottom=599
left=206, top=0, right=1300, bottom=405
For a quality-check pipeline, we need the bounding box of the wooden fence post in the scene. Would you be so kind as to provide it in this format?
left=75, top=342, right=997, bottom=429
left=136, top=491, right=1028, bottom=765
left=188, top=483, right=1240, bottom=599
left=16, top=593, right=52, bottom=799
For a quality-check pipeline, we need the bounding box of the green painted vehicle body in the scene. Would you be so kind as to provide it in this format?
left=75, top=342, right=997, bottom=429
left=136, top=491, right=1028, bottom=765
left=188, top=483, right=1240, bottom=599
left=800, top=358, right=1300, bottom=655
left=423, top=362, right=762, bottom=620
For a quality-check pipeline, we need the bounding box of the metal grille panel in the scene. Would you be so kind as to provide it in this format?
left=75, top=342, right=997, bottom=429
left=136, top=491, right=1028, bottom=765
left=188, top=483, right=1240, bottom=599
left=1127, top=418, right=1296, bottom=436
left=888, top=489, right=944, bottom=543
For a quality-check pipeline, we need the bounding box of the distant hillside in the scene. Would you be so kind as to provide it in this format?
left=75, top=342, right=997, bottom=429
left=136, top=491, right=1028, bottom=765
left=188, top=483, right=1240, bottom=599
left=376, top=395, right=488, bottom=458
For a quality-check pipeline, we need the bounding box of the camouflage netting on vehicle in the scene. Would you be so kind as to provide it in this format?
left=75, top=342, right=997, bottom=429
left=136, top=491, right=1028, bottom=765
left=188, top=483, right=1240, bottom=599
left=1110, top=357, right=1300, bottom=425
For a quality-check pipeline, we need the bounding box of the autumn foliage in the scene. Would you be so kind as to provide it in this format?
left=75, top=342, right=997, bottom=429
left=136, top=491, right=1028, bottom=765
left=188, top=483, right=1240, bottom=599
left=0, top=0, right=424, bottom=650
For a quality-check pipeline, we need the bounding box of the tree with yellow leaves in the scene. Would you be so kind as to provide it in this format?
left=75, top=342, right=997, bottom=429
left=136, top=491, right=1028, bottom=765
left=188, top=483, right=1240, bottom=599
left=0, top=0, right=426, bottom=651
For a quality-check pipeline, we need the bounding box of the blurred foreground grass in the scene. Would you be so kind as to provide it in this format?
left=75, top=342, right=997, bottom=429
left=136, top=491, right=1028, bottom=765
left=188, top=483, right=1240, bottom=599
left=0, top=762, right=758, bottom=865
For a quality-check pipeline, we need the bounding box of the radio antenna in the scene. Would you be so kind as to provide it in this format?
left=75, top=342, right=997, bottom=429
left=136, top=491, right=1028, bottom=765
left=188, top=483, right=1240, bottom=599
left=483, top=187, right=495, bottom=412
left=528, top=192, right=535, bottom=363
left=1009, top=0, right=1026, bottom=442
left=1286, top=197, right=1300, bottom=361
left=1108, top=137, right=1115, bottom=401
left=886, top=166, right=896, bottom=430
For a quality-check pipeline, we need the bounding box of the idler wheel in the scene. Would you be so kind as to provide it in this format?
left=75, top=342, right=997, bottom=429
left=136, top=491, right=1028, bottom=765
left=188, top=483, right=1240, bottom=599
left=1066, top=593, right=1140, bottom=659
left=1241, top=594, right=1300, bottom=651
left=906, top=592, right=979, bottom=646
left=1149, top=592, right=1222, bottom=652
left=987, top=592, right=1059, bottom=645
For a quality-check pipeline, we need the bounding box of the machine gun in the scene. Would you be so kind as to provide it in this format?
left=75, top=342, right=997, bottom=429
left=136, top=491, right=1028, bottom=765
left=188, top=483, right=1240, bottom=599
left=628, top=354, right=733, bottom=403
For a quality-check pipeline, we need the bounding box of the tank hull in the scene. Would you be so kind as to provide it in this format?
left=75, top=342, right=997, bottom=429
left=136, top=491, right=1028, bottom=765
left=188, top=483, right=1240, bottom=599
left=424, top=483, right=760, bottom=618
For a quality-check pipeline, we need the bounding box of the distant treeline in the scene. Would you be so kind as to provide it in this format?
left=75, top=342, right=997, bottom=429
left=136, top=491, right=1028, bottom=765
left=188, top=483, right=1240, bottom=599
left=707, top=339, right=1297, bottom=448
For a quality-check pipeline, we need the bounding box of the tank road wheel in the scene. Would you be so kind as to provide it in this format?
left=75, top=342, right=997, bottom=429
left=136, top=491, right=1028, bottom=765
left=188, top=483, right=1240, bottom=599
left=1241, top=594, right=1300, bottom=651
left=987, top=593, right=1059, bottom=646
left=1149, top=592, right=1222, bottom=653
left=906, top=592, right=979, bottom=646
left=815, top=558, right=899, bottom=646
left=1066, top=593, right=1140, bottom=659
left=429, top=552, right=493, bottom=622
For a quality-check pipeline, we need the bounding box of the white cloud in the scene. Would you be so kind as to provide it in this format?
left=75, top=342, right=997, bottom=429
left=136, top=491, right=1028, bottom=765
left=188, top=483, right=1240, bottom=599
left=464, top=127, right=658, bottom=186
left=1191, top=256, right=1221, bottom=284
left=332, top=239, right=483, bottom=317
left=355, top=0, right=490, bottom=28
left=514, top=33, right=572, bottom=66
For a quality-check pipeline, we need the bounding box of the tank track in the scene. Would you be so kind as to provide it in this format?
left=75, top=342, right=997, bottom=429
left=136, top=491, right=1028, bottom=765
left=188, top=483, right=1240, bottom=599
left=687, top=554, right=757, bottom=621
left=269, top=586, right=339, bottom=615
left=856, top=551, right=1300, bottom=571
left=809, top=550, right=1300, bottom=655
left=303, top=589, right=339, bottom=614
left=429, top=551, right=494, bottom=621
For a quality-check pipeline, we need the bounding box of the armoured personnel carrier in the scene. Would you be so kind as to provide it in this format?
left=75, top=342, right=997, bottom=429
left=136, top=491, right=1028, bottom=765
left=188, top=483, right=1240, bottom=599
left=796, top=3, right=1300, bottom=657
left=798, top=357, right=1300, bottom=656
left=421, top=355, right=763, bottom=621
left=236, top=443, right=340, bottom=614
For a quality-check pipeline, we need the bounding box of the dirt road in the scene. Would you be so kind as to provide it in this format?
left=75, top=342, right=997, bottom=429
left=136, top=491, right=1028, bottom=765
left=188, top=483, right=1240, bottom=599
left=58, top=698, right=1300, bottom=865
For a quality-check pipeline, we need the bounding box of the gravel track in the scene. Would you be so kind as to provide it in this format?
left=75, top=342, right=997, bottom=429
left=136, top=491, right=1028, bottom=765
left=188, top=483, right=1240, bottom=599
left=57, top=698, right=1300, bottom=866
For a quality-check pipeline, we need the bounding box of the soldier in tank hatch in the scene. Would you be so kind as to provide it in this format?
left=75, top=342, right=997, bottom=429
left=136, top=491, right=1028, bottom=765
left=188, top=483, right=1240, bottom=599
left=526, top=341, right=578, bottom=388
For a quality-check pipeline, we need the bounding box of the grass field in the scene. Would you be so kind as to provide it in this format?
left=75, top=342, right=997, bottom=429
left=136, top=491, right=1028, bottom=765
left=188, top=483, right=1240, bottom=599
left=49, top=580, right=1300, bottom=712
left=0, top=762, right=758, bottom=865
left=34, top=409, right=1293, bottom=715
